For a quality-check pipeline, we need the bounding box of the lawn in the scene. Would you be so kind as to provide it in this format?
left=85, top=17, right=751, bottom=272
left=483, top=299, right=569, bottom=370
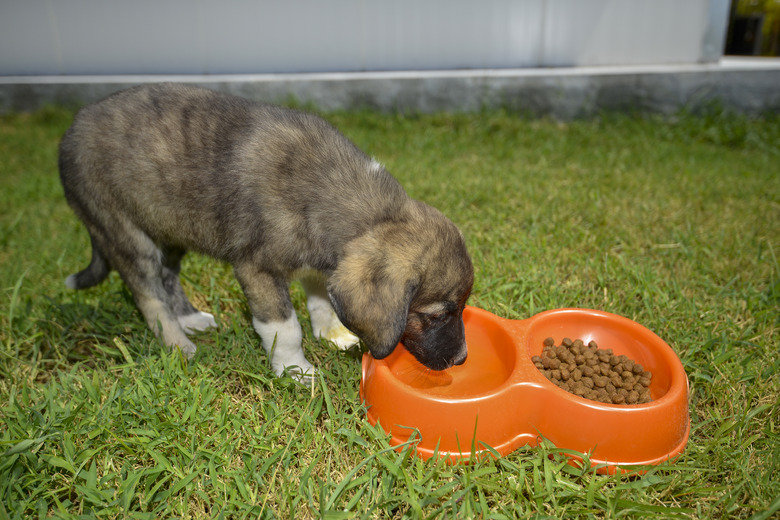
left=1, top=103, right=778, bottom=519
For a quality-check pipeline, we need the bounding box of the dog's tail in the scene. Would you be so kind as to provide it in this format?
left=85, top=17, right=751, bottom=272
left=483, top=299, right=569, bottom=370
left=65, top=236, right=110, bottom=289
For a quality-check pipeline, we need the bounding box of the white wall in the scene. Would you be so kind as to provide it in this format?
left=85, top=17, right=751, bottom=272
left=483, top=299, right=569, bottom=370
left=0, top=0, right=730, bottom=76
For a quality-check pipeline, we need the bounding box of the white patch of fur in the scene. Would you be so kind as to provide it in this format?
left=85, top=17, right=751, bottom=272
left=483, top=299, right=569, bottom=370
left=253, top=314, right=314, bottom=378
left=178, top=311, right=218, bottom=335
left=369, top=158, right=383, bottom=174
left=64, top=274, right=79, bottom=290
left=306, top=291, right=360, bottom=350
left=299, top=274, right=360, bottom=350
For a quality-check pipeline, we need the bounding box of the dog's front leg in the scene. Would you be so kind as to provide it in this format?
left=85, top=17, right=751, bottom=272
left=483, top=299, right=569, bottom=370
left=234, top=263, right=314, bottom=379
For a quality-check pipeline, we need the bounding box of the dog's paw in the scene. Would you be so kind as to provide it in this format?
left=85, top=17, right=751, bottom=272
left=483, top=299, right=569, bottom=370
left=311, top=311, right=360, bottom=350
left=321, top=322, right=360, bottom=350
left=178, top=311, right=218, bottom=335
left=307, top=295, right=360, bottom=350
left=272, top=359, right=316, bottom=386
left=282, top=364, right=317, bottom=387
left=174, top=339, right=198, bottom=360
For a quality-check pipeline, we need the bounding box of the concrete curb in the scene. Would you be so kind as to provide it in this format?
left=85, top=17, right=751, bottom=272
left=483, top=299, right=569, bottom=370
left=2, top=58, right=779, bottom=117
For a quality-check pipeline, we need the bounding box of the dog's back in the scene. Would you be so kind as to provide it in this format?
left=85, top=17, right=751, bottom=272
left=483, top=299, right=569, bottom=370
left=60, top=83, right=406, bottom=271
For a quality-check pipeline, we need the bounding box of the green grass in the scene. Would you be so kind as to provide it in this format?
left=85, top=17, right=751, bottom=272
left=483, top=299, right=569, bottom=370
left=1, top=104, right=779, bottom=519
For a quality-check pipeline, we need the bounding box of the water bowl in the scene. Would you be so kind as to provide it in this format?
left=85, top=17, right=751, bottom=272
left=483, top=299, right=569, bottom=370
left=360, top=306, right=690, bottom=473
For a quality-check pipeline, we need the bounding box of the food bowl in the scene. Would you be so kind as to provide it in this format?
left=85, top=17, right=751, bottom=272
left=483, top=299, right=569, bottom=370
left=360, top=306, right=690, bottom=473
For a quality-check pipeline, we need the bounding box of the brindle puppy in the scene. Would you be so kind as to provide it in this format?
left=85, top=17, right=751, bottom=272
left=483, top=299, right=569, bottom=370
left=59, top=83, right=473, bottom=378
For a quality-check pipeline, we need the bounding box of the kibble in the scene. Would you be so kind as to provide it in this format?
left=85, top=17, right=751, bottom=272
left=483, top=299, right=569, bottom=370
left=532, top=337, right=653, bottom=405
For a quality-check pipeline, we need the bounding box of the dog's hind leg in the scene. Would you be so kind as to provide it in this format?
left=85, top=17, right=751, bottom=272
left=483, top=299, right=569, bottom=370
left=234, top=263, right=314, bottom=379
left=300, top=275, right=360, bottom=350
left=100, top=227, right=198, bottom=358
left=160, top=246, right=218, bottom=335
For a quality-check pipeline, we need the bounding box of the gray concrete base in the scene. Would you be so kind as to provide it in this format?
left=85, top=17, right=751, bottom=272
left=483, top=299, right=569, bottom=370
left=2, top=58, right=779, bottom=118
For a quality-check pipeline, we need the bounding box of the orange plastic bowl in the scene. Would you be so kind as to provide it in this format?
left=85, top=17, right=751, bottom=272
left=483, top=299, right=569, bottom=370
left=360, top=306, right=690, bottom=473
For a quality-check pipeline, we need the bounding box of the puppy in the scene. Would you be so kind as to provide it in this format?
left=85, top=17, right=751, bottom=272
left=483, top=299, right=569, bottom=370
left=59, top=83, right=473, bottom=377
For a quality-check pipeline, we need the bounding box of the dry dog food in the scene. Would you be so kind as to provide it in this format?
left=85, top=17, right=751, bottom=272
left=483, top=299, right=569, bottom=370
left=532, top=337, right=653, bottom=405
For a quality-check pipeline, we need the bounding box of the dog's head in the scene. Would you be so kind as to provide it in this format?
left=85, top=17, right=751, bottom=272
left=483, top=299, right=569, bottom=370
left=328, top=202, right=473, bottom=371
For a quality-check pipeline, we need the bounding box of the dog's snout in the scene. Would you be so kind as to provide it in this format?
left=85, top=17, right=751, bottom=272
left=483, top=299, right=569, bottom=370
left=452, top=343, right=468, bottom=366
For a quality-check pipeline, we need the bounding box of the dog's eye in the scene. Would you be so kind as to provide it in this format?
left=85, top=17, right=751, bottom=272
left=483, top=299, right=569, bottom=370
left=422, top=312, right=447, bottom=325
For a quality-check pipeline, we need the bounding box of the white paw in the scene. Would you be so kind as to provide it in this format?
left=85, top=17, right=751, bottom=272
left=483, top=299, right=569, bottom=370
left=318, top=320, right=360, bottom=350
left=308, top=303, right=359, bottom=350
left=178, top=311, right=217, bottom=335
left=252, top=315, right=316, bottom=383
left=301, top=278, right=360, bottom=350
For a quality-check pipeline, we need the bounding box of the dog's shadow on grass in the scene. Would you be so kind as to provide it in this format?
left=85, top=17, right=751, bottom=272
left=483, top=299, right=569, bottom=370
left=34, top=282, right=369, bottom=380
left=35, top=286, right=149, bottom=363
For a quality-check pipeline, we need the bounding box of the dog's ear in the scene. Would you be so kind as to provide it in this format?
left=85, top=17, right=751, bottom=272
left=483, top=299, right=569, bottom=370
left=327, top=228, right=420, bottom=359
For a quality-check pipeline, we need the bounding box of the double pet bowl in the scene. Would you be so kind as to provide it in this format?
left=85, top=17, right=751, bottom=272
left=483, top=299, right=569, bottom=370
left=360, top=306, right=690, bottom=473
